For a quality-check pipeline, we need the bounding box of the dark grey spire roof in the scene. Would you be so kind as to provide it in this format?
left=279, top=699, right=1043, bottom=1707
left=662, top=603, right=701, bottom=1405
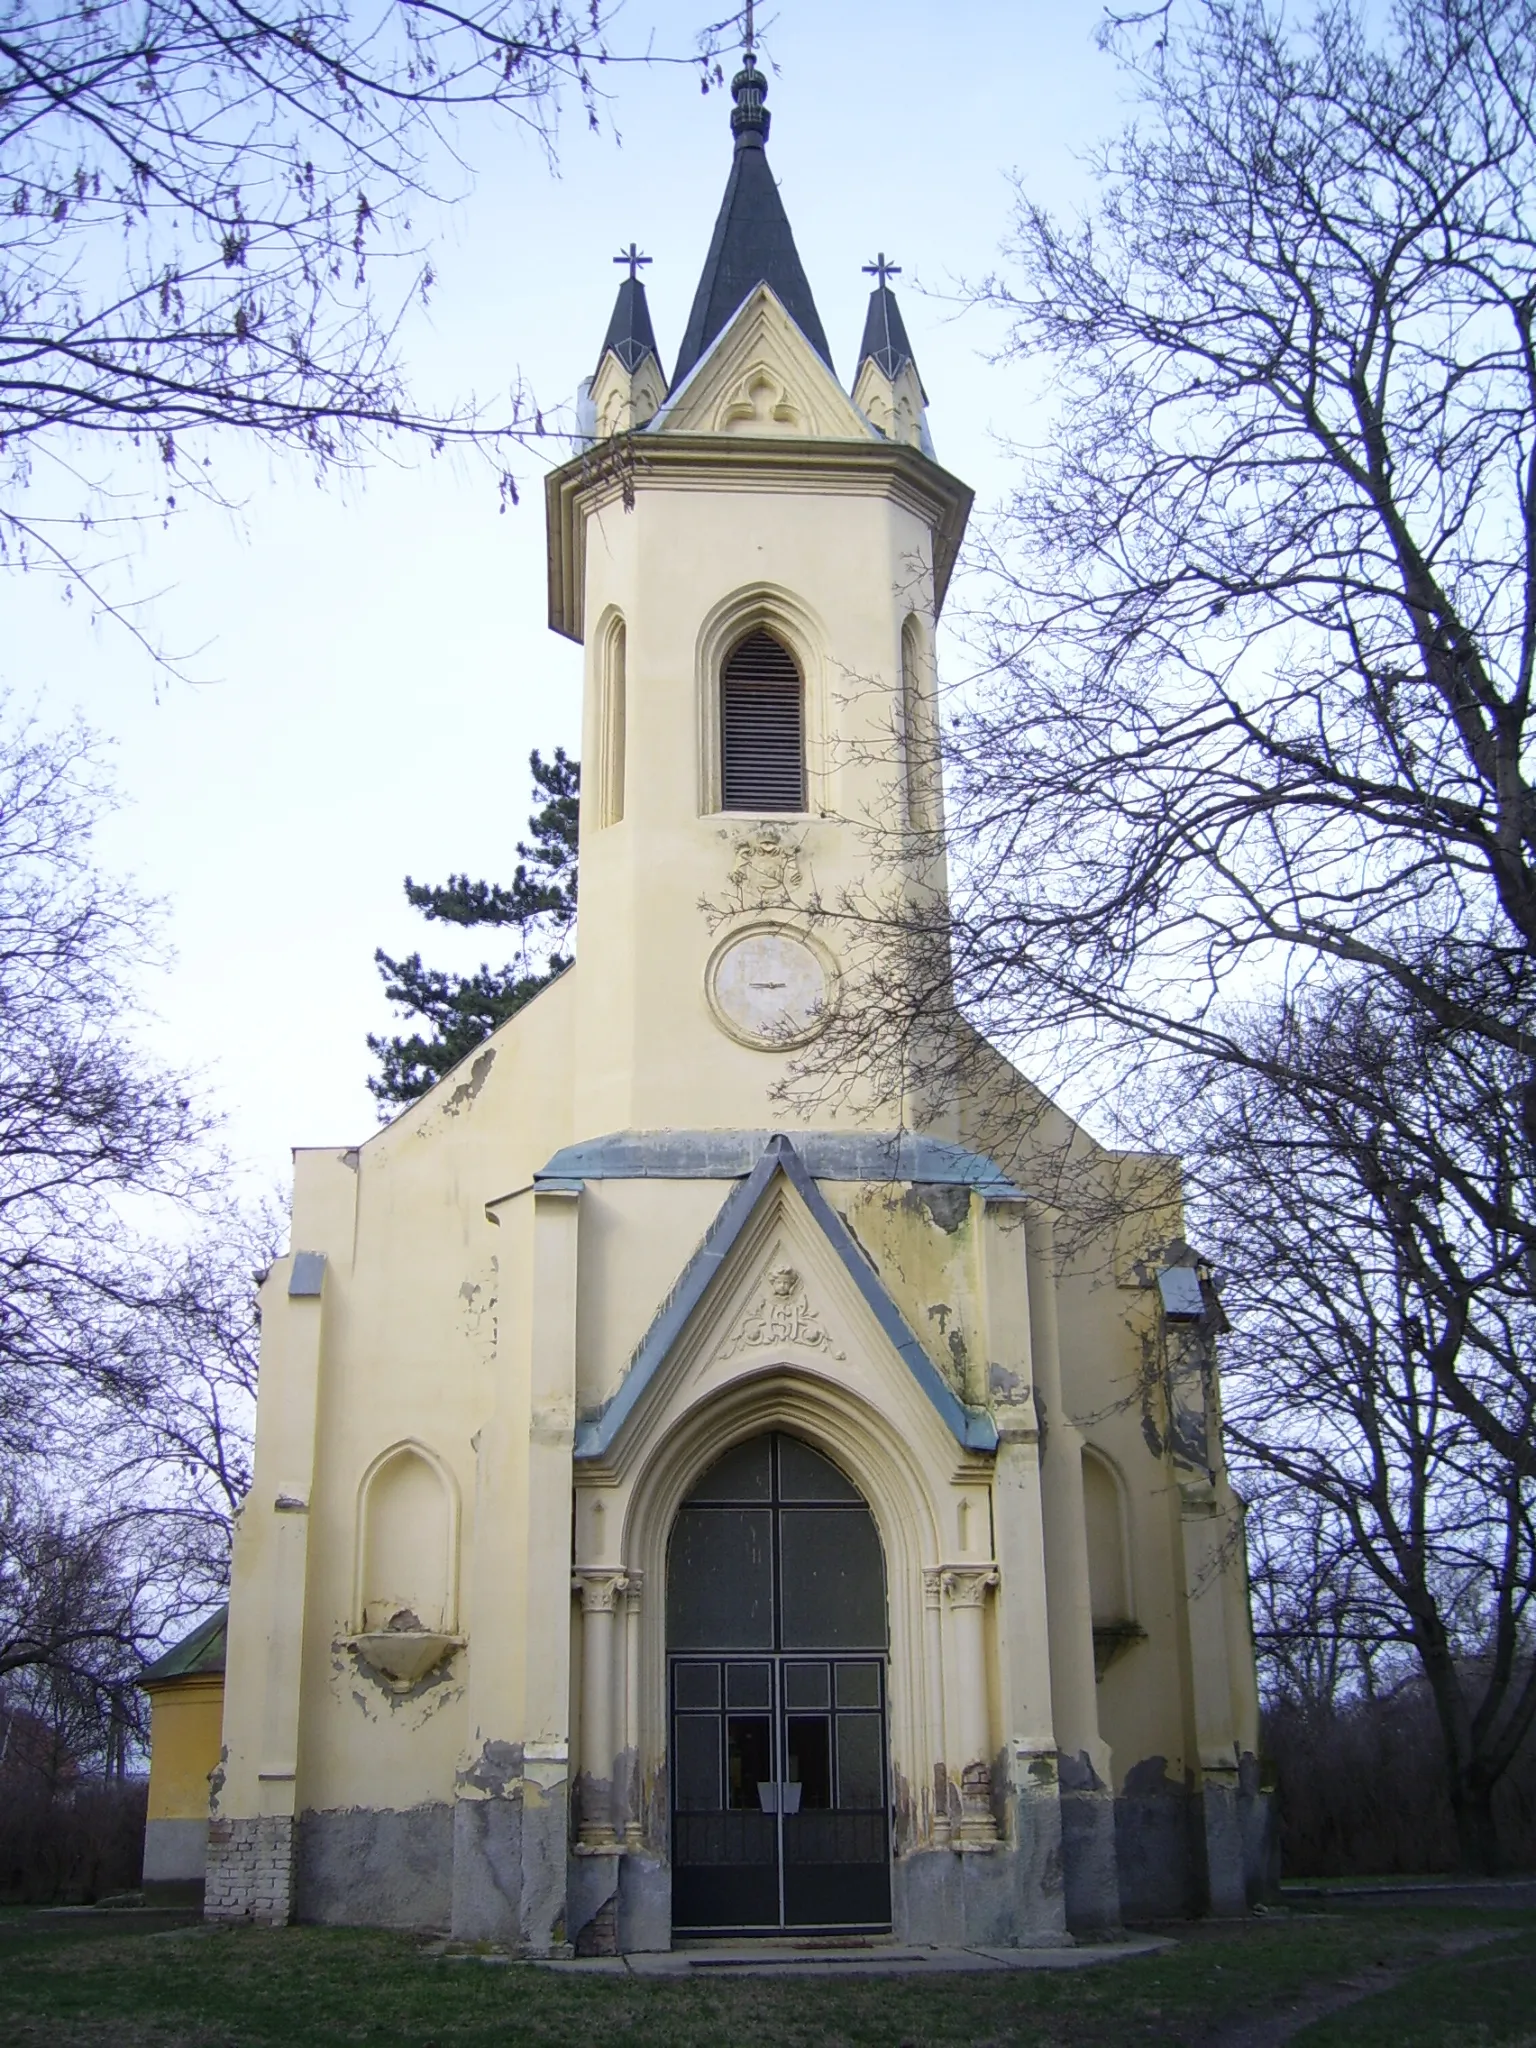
left=671, top=58, right=832, bottom=389
left=597, top=274, right=662, bottom=378
left=858, top=282, right=923, bottom=392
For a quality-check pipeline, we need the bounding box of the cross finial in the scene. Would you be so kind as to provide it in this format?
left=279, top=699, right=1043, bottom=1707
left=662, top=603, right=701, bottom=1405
left=743, top=0, right=754, bottom=56
left=613, top=243, right=651, bottom=282
left=863, top=252, right=901, bottom=289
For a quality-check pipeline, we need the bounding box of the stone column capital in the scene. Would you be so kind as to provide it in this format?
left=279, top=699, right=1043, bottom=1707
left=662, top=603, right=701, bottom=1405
left=940, top=1564, right=999, bottom=1610
left=572, top=1567, right=629, bottom=1613
left=622, top=1569, right=645, bottom=1613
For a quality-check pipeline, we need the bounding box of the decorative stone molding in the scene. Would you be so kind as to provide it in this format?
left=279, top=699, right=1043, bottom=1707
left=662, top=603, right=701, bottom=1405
left=348, top=1629, right=464, bottom=1692
left=726, top=824, right=804, bottom=905
left=718, top=365, right=802, bottom=434
left=573, top=1569, right=629, bottom=1849
left=572, top=1568, right=630, bottom=1612
left=940, top=1564, right=1000, bottom=1609
left=622, top=1571, right=645, bottom=1850
left=940, top=1564, right=1001, bottom=1846
left=723, top=1263, right=844, bottom=1359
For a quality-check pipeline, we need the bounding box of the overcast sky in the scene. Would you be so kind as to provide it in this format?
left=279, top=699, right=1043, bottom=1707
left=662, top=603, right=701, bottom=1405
left=5, top=1, right=1125, bottom=1199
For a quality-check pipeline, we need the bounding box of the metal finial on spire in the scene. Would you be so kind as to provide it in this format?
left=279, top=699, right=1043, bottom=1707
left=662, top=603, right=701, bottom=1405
left=730, top=30, right=769, bottom=146
left=614, top=243, right=652, bottom=282
left=743, top=0, right=754, bottom=55
left=863, top=253, right=902, bottom=289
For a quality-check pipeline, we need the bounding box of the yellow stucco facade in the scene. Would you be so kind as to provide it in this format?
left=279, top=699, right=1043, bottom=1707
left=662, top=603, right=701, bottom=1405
left=205, top=62, right=1267, bottom=1948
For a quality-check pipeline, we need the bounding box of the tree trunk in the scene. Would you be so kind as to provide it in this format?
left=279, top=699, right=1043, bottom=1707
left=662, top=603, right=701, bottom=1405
left=1450, top=1777, right=1502, bottom=1877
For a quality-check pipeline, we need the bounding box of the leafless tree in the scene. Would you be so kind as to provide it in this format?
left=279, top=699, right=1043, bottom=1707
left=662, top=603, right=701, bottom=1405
left=94, top=1204, right=271, bottom=1594
left=0, top=703, right=215, bottom=1454
left=790, top=0, right=1536, bottom=1870
left=1180, top=986, right=1536, bottom=1870
left=0, top=2, right=738, bottom=656
left=0, top=701, right=273, bottom=1786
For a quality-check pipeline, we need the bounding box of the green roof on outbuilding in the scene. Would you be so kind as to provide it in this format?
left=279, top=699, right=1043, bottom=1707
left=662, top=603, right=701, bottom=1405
left=140, top=1605, right=227, bottom=1683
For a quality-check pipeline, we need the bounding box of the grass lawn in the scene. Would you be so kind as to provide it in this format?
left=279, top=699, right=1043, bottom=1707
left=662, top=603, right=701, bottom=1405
left=0, top=1906, right=1531, bottom=2047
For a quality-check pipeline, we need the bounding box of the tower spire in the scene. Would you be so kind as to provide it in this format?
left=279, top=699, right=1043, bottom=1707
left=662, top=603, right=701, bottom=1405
left=671, top=45, right=830, bottom=387
left=588, top=244, right=667, bottom=437
left=852, top=250, right=932, bottom=453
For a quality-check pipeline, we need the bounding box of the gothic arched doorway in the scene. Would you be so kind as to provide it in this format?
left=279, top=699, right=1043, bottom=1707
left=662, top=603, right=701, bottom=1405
left=666, top=1430, right=891, bottom=1932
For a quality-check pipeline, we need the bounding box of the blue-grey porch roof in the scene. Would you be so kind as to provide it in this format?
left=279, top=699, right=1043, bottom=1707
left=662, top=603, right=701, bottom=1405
left=536, top=1127, right=1025, bottom=1193
left=568, top=1133, right=1000, bottom=1461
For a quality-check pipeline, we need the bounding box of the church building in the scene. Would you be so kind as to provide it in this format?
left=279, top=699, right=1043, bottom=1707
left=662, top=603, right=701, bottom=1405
left=204, top=57, right=1270, bottom=1950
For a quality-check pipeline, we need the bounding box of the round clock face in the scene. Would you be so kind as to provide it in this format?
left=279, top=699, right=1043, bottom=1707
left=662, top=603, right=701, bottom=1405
left=707, top=927, right=836, bottom=1050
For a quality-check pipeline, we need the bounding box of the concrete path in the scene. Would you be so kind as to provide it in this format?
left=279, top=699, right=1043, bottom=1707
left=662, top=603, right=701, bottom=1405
left=1280, top=1877, right=1536, bottom=1912
left=535, top=1934, right=1174, bottom=1976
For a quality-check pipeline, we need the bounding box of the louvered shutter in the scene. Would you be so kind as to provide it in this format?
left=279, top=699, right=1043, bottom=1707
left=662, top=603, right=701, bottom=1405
left=721, top=630, right=804, bottom=812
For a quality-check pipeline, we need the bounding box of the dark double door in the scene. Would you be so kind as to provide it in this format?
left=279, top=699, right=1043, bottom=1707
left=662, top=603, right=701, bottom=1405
left=667, top=1432, right=891, bottom=1933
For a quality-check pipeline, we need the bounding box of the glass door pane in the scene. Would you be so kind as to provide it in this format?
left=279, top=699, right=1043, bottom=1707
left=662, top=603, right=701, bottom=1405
left=668, top=1435, right=892, bottom=1932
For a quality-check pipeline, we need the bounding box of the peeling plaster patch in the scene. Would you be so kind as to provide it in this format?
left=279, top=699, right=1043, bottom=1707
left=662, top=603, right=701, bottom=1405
left=948, top=1328, right=968, bottom=1378
left=990, top=1363, right=1026, bottom=1401
left=332, top=1633, right=463, bottom=1724
left=1058, top=1749, right=1106, bottom=1794
left=891, top=1767, right=915, bottom=1853
left=459, top=1280, right=480, bottom=1305
left=907, top=1182, right=971, bottom=1233
left=444, top=1049, right=496, bottom=1116
left=457, top=1739, right=525, bottom=1799
left=208, top=1750, right=228, bottom=1814
left=927, top=1302, right=952, bottom=1335
left=340, top=1148, right=360, bottom=1171
left=1123, top=1755, right=1180, bottom=1797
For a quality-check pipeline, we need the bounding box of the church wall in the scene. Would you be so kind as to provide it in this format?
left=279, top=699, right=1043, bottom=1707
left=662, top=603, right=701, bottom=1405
left=833, top=1181, right=988, bottom=1407
left=293, top=972, right=579, bottom=1816
left=573, top=1178, right=735, bottom=1416
left=569, top=477, right=936, bottom=1143
left=207, top=163, right=1270, bottom=1937
left=212, top=969, right=585, bottom=1928
left=956, top=1031, right=1270, bottom=1919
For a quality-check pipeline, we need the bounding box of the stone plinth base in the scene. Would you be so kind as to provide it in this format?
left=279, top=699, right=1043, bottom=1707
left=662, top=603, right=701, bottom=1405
left=204, top=1816, right=294, bottom=1925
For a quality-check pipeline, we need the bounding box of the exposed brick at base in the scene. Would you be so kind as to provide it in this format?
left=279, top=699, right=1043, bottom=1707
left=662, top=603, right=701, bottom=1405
left=204, top=1815, right=295, bottom=1924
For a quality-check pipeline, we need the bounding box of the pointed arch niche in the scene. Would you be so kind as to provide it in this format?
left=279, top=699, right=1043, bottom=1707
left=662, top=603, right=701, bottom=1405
left=592, top=608, right=627, bottom=828
left=900, top=613, right=939, bottom=835
left=696, top=586, right=828, bottom=817
left=1082, top=1445, right=1144, bottom=1677
left=354, top=1440, right=460, bottom=1636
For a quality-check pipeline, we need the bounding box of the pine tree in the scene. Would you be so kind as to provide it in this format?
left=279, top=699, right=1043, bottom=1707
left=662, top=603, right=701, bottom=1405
left=368, top=749, right=579, bottom=1110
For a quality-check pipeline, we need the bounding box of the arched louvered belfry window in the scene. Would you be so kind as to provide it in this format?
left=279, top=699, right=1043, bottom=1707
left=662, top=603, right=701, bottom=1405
left=721, top=629, right=805, bottom=812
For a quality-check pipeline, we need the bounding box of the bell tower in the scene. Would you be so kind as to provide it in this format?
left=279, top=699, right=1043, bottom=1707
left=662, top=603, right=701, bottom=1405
left=546, top=57, right=973, bottom=1143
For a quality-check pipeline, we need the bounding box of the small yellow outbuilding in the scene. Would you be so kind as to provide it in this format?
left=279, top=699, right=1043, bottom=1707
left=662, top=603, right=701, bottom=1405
left=139, top=1607, right=226, bottom=1904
